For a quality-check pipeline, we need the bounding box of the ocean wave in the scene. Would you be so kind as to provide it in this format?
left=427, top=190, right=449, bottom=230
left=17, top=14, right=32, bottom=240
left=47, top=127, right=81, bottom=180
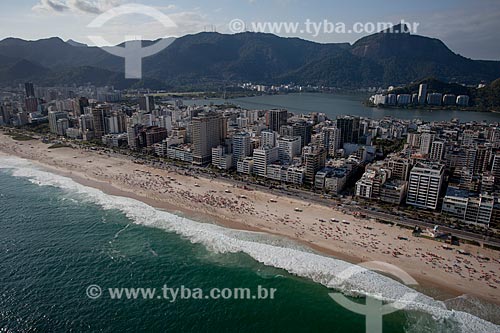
left=1, top=156, right=499, bottom=333
left=445, top=295, right=500, bottom=325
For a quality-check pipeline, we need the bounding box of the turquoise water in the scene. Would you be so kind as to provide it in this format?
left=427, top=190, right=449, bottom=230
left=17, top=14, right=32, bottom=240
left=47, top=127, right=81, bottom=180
left=183, top=93, right=500, bottom=123
left=0, top=157, right=498, bottom=332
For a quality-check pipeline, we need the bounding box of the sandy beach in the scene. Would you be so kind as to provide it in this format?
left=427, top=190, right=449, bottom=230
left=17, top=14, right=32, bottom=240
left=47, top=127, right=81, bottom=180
left=1, top=131, right=499, bottom=306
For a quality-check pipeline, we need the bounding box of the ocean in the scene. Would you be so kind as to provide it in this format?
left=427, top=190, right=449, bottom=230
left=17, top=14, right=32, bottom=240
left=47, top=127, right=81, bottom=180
left=182, top=93, right=500, bottom=123
left=0, top=156, right=499, bottom=332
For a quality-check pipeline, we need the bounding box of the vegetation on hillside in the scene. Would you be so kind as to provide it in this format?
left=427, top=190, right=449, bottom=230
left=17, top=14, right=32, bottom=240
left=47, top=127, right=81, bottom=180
left=1, top=27, right=499, bottom=89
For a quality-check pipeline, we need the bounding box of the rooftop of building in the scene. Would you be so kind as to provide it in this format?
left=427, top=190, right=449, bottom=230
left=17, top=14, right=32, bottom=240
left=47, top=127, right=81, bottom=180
left=383, top=179, right=407, bottom=190
left=413, top=161, right=445, bottom=172
left=445, top=186, right=471, bottom=198
left=278, top=136, right=301, bottom=142
left=168, top=144, right=192, bottom=151
left=316, top=167, right=348, bottom=178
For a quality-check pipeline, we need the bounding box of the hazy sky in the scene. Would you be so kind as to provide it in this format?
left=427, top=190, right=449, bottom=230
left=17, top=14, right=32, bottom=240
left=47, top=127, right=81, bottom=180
left=1, top=0, right=499, bottom=60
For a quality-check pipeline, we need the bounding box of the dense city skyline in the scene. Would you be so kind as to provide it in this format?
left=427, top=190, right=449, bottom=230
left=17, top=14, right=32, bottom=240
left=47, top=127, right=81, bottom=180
left=2, top=80, right=500, bottom=232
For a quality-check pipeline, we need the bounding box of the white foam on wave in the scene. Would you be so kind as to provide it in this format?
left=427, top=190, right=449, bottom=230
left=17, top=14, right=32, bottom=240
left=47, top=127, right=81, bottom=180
left=1, top=156, right=499, bottom=333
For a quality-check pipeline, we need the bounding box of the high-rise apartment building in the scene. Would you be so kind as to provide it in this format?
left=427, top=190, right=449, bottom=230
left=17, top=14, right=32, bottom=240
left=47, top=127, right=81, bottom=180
left=91, top=105, right=112, bottom=139
left=465, top=146, right=492, bottom=175
left=25, top=97, right=39, bottom=113
left=253, top=146, right=279, bottom=177
left=406, top=162, right=444, bottom=210
left=75, top=97, right=89, bottom=117
left=419, top=132, right=435, bottom=155
left=192, top=112, right=227, bottom=165
left=418, top=84, right=427, bottom=105
left=277, top=136, right=301, bottom=164
left=429, top=141, right=445, bottom=161
left=48, top=111, right=69, bottom=134
left=267, top=109, right=288, bottom=132
left=232, top=132, right=252, bottom=165
left=260, top=130, right=277, bottom=148
left=139, top=95, right=155, bottom=113
left=492, top=154, right=500, bottom=184
left=302, top=145, right=327, bottom=185
left=320, top=127, right=341, bottom=157
left=24, top=82, right=35, bottom=97
left=385, top=156, right=412, bottom=181
left=427, top=93, right=443, bottom=106
left=280, top=120, right=312, bottom=148
left=336, top=116, right=360, bottom=145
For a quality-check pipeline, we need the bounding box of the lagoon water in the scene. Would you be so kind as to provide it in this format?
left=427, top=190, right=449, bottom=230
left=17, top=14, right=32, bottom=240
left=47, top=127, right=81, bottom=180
left=183, top=93, right=500, bottom=123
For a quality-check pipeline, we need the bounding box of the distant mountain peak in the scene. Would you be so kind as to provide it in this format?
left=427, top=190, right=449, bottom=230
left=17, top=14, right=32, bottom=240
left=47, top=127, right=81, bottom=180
left=0, top=31, right=499, bottom=89
left=37, top=37, right=66, bottom=45
left=350, top=23, right=455, bottom=61
left=66, top=39, right=88, bottom=48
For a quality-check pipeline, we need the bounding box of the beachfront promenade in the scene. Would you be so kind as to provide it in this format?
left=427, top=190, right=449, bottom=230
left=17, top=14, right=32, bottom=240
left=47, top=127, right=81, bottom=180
left=107, top=144, right=500, bottom=249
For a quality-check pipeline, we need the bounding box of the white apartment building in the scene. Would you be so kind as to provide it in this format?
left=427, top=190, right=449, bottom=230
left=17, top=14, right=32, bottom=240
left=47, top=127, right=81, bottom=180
left=266, top=164, right=304, bottom=185
left=419, top=132, right=435, bottom=155
left=278, top=136, right=301, bottom=163
left=406, top=162, right=444, bottom=210
left=232, top=132, right=252, bottom=165
left=253, top=146, right=279, bottom=177
left=321, top=127, right=341, bottom=156
left=442, top=187, right=497, bottom=226
left=260, top=130, right=277, bottom=148
left=237, top=157, right=254, bottom=175
left=355, top=166, right=390, bottom=199
left=212, top=146, right=233, bottom=170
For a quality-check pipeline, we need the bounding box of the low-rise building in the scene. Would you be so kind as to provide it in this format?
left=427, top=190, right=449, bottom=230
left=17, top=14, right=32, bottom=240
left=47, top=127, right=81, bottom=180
left=102, top=133, right=128, bottom=147
left=266, top=164, right=304, bottom=185
left=212, top=146, right=233, bottom=170
left=380, top=180, right=408, bottom=205
left=166, top=145, right=193, bottom=163
left=315, top=167, right=348, bottom=194
left=355, top=164, right=391, bottom=200
left=237, top=157, right=254, bottom=175
left=442, top=187, right=498, bottom=227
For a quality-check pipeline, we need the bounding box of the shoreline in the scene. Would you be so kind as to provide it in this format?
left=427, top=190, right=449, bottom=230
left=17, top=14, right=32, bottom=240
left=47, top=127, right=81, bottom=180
left=1, top=132, right=499, bottom=308
left=364, top=103, right=492, bottom=113
left=8, top=158, right=464, bottom=302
